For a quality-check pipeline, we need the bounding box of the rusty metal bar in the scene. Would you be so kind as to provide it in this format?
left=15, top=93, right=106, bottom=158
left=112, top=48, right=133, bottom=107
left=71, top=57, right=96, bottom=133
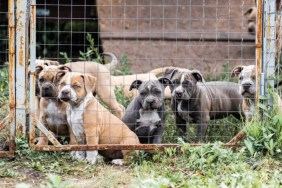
left=256, top=0, right=264, bottom=104
left=29, top=0, right=36, bottom=147
left=3, top=0, right=17, bottom=158
left=15, top=0, right=28, bottom=136
left=33, top=143, right=240, bottom=152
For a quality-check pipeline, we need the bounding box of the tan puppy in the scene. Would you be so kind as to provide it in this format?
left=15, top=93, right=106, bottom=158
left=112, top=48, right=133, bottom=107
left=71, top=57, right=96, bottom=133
left=111, top=67, right=172, bottom=99
left=57, top=71, right=140, bottom=164
left=35, top=65, right=72, bottom=145
left=232, top=65, right=282, bottom=119
left=244, top=7, right=257, bottom=35
left=35, top=59, right=59, bottom=66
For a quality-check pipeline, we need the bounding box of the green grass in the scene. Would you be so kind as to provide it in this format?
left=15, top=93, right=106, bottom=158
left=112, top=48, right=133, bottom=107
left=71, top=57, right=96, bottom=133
left=0, top=137, right=281, bottom=187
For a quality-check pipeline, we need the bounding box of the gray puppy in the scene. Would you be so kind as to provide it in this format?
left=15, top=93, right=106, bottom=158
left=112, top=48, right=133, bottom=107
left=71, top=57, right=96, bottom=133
left=164, top=67, right=244, bottom=142
left=122, top=78, right=172, bottom=144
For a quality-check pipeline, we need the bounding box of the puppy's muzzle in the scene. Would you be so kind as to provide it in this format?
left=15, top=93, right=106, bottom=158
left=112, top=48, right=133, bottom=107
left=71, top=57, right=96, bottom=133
left=242, top=83, right=252, bottom=91
left=135, top=125, right=157, bottom=137
left=59, top=90, right=71, bottom=101
left=41, top=84, right=55, bottom=97
left=174, top=91, right=183, bottom=98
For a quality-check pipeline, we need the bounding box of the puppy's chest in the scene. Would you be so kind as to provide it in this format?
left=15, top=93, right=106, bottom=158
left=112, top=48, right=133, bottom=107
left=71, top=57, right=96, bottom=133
left=177, top=101, right=195, bottom=123
left=66, top=104, right=86, bottom=143
left=45, top=101, right=67, bottom=127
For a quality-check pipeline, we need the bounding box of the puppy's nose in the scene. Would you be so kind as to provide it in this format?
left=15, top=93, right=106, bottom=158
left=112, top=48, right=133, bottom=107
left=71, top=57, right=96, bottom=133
left=62, top=90, right=70, bottom=96
left=248, top=27, right=255, bottom=34
left=242, top=83, right=252, bottom=90
left=146, top=99, right=154, bottom=105
left=175, top=91, right=183, bottom=98
left=43, top=86, right=50, bottom=92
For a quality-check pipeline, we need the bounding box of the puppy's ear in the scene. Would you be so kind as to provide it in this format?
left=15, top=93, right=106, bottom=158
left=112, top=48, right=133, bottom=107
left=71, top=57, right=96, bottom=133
left=129, top=80, right=143, bottom=91
left=231, top=66, right=245, bottom=77
left=163, top=67, right=178, bottom=79
left=35, top=65, right=44, bottom=77
left=244, top=7, right=254, bottom=16
left=158, top=77, right=173, bottom=88
left=81, top=74, right=97, bottom=93
left=55, top=70, right=68, bottom=83
left=191, top=70, right=204, bottom=82
left=58, top=65, right=72, bottom=72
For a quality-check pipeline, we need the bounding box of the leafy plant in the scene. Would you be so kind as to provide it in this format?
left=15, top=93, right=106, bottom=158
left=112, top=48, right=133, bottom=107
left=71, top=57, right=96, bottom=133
left=0, top=67, right=9, bottom=97
left=243, top=92, right=282, bottom=157
left=59, top=52, right=71, bottom=64
left=78, top=33, right=102, bottom=63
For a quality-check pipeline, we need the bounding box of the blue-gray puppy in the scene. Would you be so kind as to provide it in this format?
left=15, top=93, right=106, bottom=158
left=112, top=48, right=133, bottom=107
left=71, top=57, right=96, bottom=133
left=122, top=78, right=172, bottom=144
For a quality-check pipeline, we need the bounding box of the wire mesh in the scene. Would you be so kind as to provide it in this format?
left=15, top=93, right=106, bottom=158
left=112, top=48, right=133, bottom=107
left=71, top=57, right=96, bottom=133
left=0, top=0, right=10, bottom=151
left=27, top=0, right=263, bottom=157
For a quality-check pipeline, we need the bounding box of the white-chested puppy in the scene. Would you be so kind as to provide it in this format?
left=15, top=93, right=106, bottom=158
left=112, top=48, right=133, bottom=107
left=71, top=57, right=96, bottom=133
left=57, top=71, right=140, bottom=165
left=232, top=65, right=282, bottom=119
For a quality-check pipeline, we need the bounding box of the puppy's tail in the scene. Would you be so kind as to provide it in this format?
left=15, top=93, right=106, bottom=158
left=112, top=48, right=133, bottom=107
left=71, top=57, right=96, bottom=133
left=149, top=66, right=171, bottom=77
left=101, top=52, right=118, bottom=70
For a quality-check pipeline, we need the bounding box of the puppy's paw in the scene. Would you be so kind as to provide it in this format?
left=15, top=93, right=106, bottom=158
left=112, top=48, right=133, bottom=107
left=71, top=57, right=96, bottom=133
left=86, top=151, right=99, bottom=165
left=111, top=159, right=123, bottom=166
left=71, top=151, right=86, bottom=161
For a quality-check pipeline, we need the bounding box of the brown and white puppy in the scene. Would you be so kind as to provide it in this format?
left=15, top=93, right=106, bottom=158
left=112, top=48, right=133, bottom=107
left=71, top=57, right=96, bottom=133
left=164, top=67, right=244, bottom=142
left=35, top=64, right=72, bottom=145
left=57, top=71, right=140, bottom=165
left=61, top=53, right=125, bottom=119
left=232, top=65, right=282, bottom=119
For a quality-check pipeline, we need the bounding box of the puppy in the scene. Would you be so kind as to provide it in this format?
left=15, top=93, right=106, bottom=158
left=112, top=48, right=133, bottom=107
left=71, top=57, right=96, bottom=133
left=231, top=65, right=282, bottom=119
left=164, top=67, right=244, bottom=142
left=244, top=7, right=257, bottom=35
left=57, top=71, right=140, bottom=164
left=122, top=78, right=172, bottom=144
left=35, top=64, right=72, bottom=145
left=33, top=59, right=60, bottom=97
left=61, top=53, right=125, bottom=119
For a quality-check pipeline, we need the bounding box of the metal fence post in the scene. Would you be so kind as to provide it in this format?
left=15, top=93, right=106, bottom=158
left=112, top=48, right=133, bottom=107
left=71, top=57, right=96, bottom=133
left=29, top=0, right=36, bottom=146
left=15, top=0, right=29, bottom=136
left=262, top=0, right=276, bottom=110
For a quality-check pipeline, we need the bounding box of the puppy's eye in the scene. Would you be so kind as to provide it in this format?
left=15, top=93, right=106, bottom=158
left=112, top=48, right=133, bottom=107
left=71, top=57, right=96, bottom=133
left=140, top=91, right=146, bottom=96
left=252, top=75, right=256, bottom=80
left=39, top=78, right=44, bottom=83
left=239, top=76, right=243, bottom=81
left=72, top=85, right=80, bottom=89
left=172, top=80, right=179, bottom=85
left=154, top=90, right=161, bottom=95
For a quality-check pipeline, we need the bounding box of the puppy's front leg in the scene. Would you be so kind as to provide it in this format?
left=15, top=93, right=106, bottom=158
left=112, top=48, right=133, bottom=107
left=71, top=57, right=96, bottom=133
left=195, top=115, right=209, bottom=143
left=152, top=126, right=164, bottom=144
left=84, top=116, right=99, bottom=165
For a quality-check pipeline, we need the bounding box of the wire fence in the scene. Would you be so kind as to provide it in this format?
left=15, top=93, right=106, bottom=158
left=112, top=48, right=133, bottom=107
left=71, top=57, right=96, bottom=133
left=0, top=0, right=281, bottom=159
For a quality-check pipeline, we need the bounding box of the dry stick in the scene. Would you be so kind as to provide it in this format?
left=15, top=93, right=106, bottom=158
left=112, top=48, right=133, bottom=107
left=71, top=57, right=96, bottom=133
left=228, top=130, right=246, bottom=144
left=0, top=115, right=9, bottom=132
left=34, top=119, right=62, bottom=146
